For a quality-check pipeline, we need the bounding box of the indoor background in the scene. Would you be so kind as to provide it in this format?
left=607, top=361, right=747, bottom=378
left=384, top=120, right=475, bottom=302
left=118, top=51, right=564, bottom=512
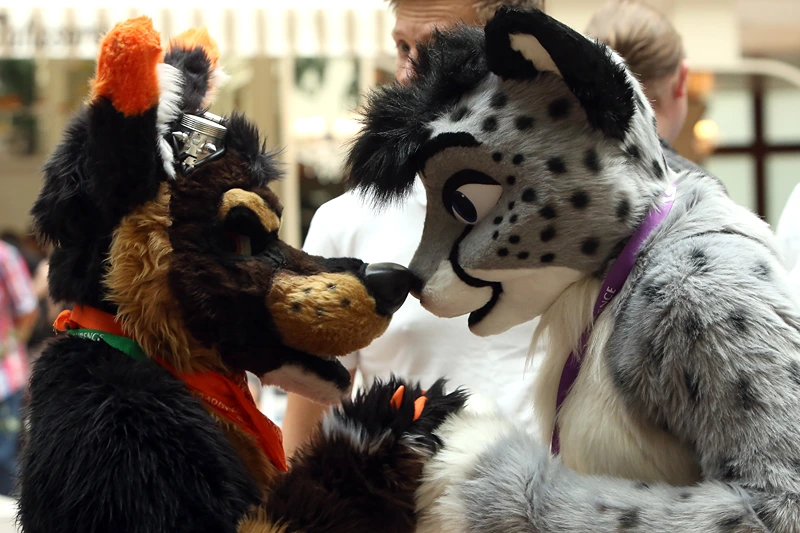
left=0, top=0, right=798, bottom=468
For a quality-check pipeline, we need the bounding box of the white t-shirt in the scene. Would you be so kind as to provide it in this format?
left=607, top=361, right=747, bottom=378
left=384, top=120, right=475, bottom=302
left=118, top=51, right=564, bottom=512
left=775, top=183, right=800, bottom=299
left=303, top=179, right=543, bottom=429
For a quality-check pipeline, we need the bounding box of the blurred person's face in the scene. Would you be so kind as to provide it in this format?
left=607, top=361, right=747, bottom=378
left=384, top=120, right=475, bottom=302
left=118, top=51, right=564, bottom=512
left=392, top=0, right=481, bottom=85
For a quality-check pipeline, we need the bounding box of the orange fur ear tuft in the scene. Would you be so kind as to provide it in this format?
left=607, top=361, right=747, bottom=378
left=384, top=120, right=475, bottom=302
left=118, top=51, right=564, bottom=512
left=91, top=16, right=163, bottom=117
left=170, top=27, right=221, bottom=67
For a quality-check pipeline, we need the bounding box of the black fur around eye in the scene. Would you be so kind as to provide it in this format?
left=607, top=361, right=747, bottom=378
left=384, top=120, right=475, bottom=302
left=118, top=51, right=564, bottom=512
left=442, top=169, right=502, bottom=225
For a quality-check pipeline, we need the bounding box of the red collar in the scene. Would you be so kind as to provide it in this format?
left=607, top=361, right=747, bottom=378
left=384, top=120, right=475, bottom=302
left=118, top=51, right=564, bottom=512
left=55, top=305, right=288, bottom=472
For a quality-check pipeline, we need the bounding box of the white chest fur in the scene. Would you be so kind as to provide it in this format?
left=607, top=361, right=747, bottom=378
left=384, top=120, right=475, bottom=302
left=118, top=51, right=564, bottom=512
left=532, top=280, right=701, bottom=485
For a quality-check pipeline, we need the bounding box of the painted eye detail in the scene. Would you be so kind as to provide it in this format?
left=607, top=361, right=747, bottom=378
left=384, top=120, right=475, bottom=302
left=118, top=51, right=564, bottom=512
left=223, top=232, right=252, bottom=257
left=442, top=169, right=502, bottom=225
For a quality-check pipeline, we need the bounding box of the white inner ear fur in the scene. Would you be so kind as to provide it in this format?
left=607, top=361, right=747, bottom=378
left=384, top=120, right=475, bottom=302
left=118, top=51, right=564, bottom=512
left=465, top=266, right=586, bottom=336
left=203, top=67, right=231, bottom=109
left=420, top=260, right=494, bottom=318
left=509, top=33, right=563, bottom=78
left=260, top=364, right=350, bottom=406
left=156, top=62, right=184, bottom=179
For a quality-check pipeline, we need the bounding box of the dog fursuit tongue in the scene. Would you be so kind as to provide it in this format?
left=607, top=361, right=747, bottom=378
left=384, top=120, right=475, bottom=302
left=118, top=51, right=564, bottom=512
left=551, top=183, right=677, bottom=455
left=54, top=305, right=288, bottom=472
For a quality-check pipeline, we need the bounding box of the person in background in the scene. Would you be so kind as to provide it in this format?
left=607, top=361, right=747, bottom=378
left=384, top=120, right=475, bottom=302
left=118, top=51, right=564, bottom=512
left=281, top=0, right=547, bottom=458
left=585, top=0, right=712, bottom=178
left=0, top=239, right=38, bottom=496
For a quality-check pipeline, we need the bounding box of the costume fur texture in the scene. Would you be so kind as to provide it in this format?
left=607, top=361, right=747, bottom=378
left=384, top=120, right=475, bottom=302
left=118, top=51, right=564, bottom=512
left=349, top=6, right=800, bottom=532
left=20, top=17, right=465, bottom=533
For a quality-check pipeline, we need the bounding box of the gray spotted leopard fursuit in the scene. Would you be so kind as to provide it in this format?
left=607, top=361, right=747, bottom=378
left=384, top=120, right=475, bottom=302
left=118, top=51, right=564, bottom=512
left=346, top=6, right=800, bottom=533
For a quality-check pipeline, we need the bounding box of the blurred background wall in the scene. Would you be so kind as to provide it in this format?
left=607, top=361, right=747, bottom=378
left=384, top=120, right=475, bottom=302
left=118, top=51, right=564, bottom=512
left=0, top=0, right=799, bottom=244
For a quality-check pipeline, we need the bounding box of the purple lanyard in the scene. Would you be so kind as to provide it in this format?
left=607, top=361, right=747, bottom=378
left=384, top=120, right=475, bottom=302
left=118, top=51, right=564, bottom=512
left=551, top=183, right=677, bottom=455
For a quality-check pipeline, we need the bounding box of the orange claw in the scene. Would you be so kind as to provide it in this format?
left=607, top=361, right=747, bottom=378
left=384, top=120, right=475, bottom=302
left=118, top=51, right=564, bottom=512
left=390, top=385, right=405, bottom=410
left=413, top=396, right=427, bottom=421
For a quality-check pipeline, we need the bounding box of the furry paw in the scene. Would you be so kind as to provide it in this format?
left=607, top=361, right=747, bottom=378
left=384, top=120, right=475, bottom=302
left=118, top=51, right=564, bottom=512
left=272, top=378, right=468, bottom=533
left=92, top=16, right=163, bottom=116
left=332, top=375, right=469, bottom=455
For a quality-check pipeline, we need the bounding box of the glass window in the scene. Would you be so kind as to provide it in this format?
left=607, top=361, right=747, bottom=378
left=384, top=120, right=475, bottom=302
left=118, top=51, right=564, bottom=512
left=704, top=154, right=757, bottom=214
left=766, top=153, right=800, bottom=227
left=703, top=88, right=754, bottom=147
left=764, top=86, right=800, bottom=145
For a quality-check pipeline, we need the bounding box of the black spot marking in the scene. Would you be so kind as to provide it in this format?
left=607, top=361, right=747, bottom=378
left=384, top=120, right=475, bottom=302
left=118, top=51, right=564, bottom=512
left=509, top=235, right=521, bottom=244
left=451, top=106, right=471, bottom=122
left=548, top=98, right=570, bottom=119
left=492, top=152, right=503, bottom=162
left=541, top=253, right=555, bottom=263
left=292, top=302, right=302, bottom=313
left=571, top=191, right=590, bottom=209
left=510, top=214, right=518, bottom=223
left=584, top=149, right=601, bottom=174
left=618, top=508, right=640, bottom=529
left=616, top=198, right=631, bottom=224
left=521, top=188, right=536, bottom=202
left=506, top=175, right=516, bottom=185
left=490, top=92, right=507, bottom=108
left=341, top=299, right=351, bottom=308
left=686, top=313, right=703, bottom=341
left=627, top=145, right=641, bottom=159
left=515, top=115, right=534, bottom=130
left=493, top=216, right=503, bottom=225
left=508, top=201, right=515, bottom=210
left=517, top=252, right=529, bottom=260
left=539, top=205, right=557, bottom=219
left=684, top=369, right=700, bottom=403
left=540, top=226, right=556, bottom=242
left=513, top=154, right=525, bottom=165
left=737, top=377, right=760, bottom=411
left=718, top=515, right=745, bottom=531
left=720, top=458, right=740, bottom=481
left=788, top=361, right=800, bottom=388
left=581, top=237, right=600, bottom=255
left=754, top=261, right=771, bottom=281
left=729, top=311, right=747, bottom=334
left=689, top=248, right=709, bottom=273
left=547, top=157, right=567, bottom=174
left=652, top=159, right=664, bottom=179
left=482, top=116, right=498, bottom=132
left=492, top=231, right=499, bottom=240
left=498, top=248, right=509, bottom=257
left=642, top=283, right=662, bottom=304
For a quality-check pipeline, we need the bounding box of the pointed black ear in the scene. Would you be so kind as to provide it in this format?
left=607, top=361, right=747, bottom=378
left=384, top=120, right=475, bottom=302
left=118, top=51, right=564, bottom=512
left=485, top=6, right=635, bottom=141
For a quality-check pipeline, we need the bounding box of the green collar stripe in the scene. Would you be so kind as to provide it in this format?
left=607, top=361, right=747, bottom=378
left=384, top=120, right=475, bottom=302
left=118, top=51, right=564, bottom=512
left=66, top=329, right=149, bottom=362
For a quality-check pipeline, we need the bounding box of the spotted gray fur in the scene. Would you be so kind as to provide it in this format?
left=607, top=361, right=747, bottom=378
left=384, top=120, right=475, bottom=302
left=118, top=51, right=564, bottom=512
left=348, top=6, right=800, bottom=532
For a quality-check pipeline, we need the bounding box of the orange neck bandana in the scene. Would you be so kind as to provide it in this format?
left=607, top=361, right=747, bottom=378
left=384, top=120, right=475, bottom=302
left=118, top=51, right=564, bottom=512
left=55, top=305, right=288, bottom=472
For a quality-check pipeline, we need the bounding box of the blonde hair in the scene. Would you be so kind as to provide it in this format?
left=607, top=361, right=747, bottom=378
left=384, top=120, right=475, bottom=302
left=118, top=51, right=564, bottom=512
left=387, top=0, right=545, bottom=24
left=585, top=0, right=684, bottom=103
